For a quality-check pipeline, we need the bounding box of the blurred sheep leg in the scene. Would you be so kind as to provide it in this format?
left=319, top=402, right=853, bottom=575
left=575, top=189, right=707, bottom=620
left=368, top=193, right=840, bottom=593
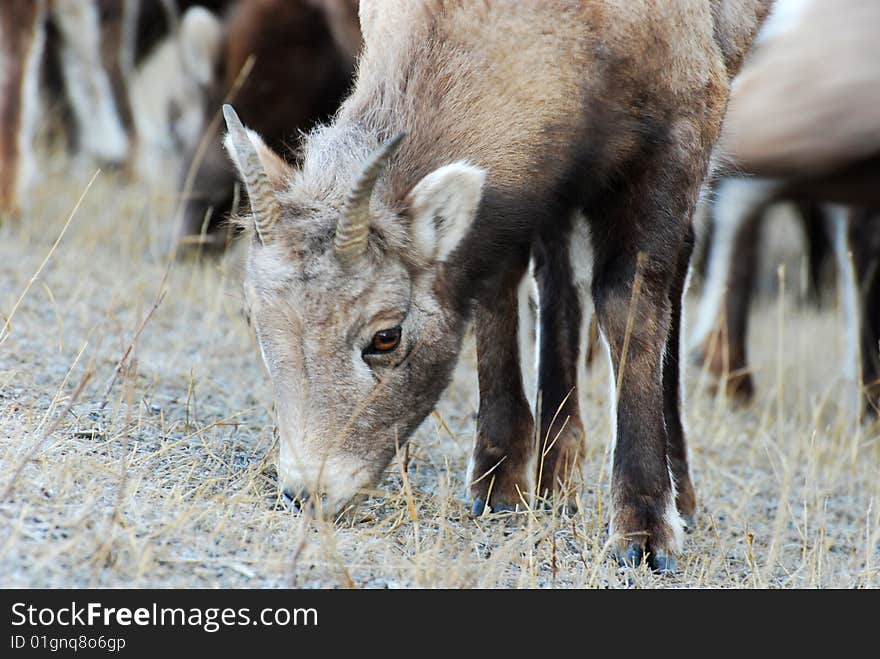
left=843, top=208, right=880, bottom=414
left=50, top=0, right=129, bottom=165
left=690, top=177, right=778, bottom=401
left=0, top=0, right=46, bottom=219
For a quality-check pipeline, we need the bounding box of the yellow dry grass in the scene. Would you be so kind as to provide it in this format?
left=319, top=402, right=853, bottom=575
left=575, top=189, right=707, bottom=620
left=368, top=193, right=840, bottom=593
left=1, top=157, right=878, bottom=588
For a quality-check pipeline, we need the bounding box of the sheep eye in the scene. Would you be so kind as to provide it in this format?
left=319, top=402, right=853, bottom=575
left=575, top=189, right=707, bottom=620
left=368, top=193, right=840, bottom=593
left=367, top=326, right=402, bottom=354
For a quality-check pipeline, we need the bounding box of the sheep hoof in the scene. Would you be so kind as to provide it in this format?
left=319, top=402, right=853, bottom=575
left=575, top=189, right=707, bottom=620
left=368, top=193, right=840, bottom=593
left=470, top=497, right=516, bottom=516
left=648, top=550, right=677, bottom=575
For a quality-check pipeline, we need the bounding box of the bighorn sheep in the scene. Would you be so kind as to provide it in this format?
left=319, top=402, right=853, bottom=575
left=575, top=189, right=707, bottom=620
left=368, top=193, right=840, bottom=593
left=177, top=0, right=360, bottom=247
left=691, top=0, right=880, bottom=407
left=0, top=0, right=232, bottom=218
left=223, top=0, right=771, bottom=573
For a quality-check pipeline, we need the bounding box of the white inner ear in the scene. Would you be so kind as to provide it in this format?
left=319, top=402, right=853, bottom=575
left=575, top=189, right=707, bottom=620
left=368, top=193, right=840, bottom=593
left=407, top=162, right=487, bottom=262
left=223, top=126, right=291, bottom=188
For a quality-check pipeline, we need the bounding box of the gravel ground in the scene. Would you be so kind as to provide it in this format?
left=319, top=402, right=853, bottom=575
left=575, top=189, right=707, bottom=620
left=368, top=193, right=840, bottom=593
left=1, top=158, right=878, bottom=589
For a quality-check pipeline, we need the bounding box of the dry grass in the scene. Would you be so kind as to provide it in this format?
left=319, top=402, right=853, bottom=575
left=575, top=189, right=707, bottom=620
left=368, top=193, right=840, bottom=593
left=1, top=156, right=878, bottom=589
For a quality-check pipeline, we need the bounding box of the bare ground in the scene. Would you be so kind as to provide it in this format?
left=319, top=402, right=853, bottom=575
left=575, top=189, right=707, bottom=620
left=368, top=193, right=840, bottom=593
left=1, top=160, right=878, bottom=589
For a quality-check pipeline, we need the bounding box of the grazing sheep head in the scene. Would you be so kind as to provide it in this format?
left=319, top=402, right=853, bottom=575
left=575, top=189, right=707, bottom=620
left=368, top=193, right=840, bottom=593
left=223, top=105, right=486, bottom=515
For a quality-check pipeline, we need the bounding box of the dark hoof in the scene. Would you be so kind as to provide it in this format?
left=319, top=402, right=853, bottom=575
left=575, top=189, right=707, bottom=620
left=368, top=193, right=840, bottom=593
left=471, top=497, right=516, bottom=516
left=616, top=545, right=677, bottom=575
left=471, top=497, right=486, bottom=516
left=617, top=545, right=644, bottom=569
left=648, top=551, right=677, bottom=575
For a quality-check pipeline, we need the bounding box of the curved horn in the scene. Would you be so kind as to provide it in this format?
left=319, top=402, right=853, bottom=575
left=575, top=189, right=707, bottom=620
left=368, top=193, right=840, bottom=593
left=222, top=104, right=281, bottom=244
left=334, top=132, right=405, bottom=264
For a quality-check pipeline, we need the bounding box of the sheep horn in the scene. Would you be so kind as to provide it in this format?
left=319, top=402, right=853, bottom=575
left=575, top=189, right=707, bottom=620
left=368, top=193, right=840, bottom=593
left=334, top=133, right=405, bottom=264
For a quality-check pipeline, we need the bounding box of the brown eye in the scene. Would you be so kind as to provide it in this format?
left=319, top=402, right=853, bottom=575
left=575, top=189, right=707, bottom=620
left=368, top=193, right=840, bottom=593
left=367, top=326, right=402, bottom=354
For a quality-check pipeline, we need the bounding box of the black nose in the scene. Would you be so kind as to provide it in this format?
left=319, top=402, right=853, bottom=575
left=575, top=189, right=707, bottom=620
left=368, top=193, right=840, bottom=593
left=282, top=488, right=310, bottom=511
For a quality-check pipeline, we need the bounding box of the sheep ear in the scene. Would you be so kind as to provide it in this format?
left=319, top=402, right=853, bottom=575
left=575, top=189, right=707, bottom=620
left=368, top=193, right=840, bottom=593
left=222, top=105, right=292, bottom=243
left=406, top=162, right=486, bottom=263
left=179, top=7, right=223, bottom=86
left=222, top=110, right=291, bottom=192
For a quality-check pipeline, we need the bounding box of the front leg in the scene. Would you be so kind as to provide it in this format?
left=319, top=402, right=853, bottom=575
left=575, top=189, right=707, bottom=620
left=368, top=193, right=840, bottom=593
left=690, top=178, right=776, bottom=402
left=469, top=261, right=535, bottom=515
left=532, top=221, right=591, bottom=508
left=589, top=131, right=714, bottom=573
left=664, top=225, right=697, bottom=529
left=593, top=245, right=683, bottom=573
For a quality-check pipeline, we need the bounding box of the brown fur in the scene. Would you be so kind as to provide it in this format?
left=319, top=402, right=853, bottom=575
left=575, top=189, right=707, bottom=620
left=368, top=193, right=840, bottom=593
left=710, top=0, right=774, bottom=76
left=533, top=232, right=588, bottom=505
left=179, top=0, right=360, bottom=244
left=471, top=259, right=535, bottom=511
left=226, top=0, right=771, bottom=570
